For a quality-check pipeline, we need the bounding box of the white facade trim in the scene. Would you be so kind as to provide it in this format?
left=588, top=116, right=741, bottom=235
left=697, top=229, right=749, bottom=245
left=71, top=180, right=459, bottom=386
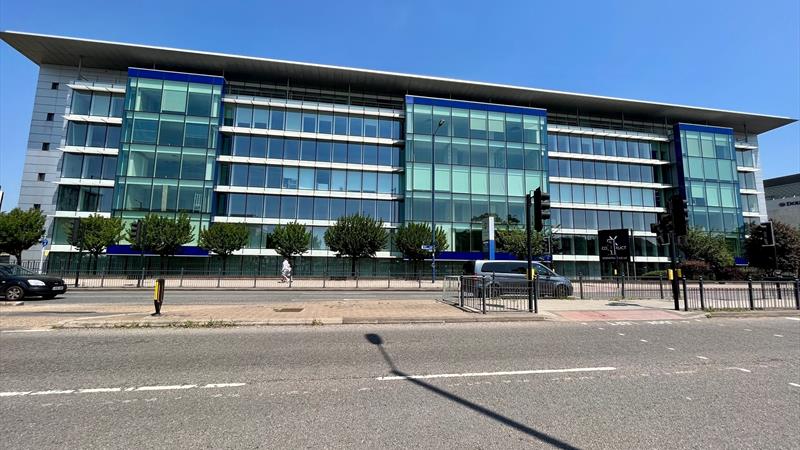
left=734, top=142, right=758, bottom=150
left=53, top=211, right=111, bottom=218
left=556, top=228, right=657, bottom=237
left=553, top=254, right=670, bottom=263
left=216, top=155, right=401, bottom=172
left=742, top=211, right=761, bottom=218
left=232, top=248, right=398, bottom=258
left=736, top=166, right=758, bottom=173
left=222, top=96, right=404, bottom=118
left=551, top=202, right=665, bottom=213
left=219, top=126, right=402, bottom=146
left=60, top=145, right=119, bottom=155
left=547, top=151, right=670, bottom=166
left=63, top=114, right=122, bottom=125
left=67, top=83, right=126, bottom=94
left=740, top=188, right=760, bottom=195
left=55, top=178, right=115, bottom=187
left=213, top=216, right=397, bottom=228
left=214, top=185, right=401, bottom=200
left=549, top=176, right=670, bottom=190
left=546, top=125, right=669, bottom=142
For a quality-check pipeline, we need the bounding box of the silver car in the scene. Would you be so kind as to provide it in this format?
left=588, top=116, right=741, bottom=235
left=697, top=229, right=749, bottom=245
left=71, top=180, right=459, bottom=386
left=468, top=260, right=573, bottom=298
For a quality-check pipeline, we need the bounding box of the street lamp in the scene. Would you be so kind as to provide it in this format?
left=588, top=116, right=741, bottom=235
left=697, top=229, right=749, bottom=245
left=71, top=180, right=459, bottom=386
left=431, top=119, right=446, bottom=283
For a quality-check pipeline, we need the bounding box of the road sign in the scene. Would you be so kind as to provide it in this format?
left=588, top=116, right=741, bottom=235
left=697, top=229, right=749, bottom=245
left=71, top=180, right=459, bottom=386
left=41, top=239, right=49, bottom=248
left=420, top=245, right=434, bottom=251
left=598, top=229, right=631, bottom=262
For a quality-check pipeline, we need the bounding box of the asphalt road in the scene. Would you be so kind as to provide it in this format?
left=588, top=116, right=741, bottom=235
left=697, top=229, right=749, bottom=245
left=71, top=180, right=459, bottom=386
left=25, top=289, right=439, bottom=304
left=2, top=318, right=799, bottom=449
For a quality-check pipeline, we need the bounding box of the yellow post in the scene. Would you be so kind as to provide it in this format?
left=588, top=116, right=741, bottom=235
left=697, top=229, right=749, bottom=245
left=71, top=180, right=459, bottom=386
left=529, top=268, right=537, bottom=279
left=667, top=269, right=674, bottom=281
left=676, top=268, right=682, bottom=278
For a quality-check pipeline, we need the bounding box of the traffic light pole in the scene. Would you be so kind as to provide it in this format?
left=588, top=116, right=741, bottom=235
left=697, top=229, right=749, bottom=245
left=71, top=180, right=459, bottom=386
left=669, top=231, right=680, bottom=310
left=525, top=193, right=534, bottom=313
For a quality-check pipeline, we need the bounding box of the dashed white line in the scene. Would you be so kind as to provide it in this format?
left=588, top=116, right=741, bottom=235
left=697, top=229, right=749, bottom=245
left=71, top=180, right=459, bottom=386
left=1, top=383, right=245, bottom=397
left=789, top=383, right=800, bottom=388
left=0, top=391, right=31, bottom=397
left=774, top=334, right=784, bottom=338
left=785, top=317, right=800, bottom=321
left=724, top=367, right=751, bottom=373
left=30, top=390, right=75, bottom=395
left=696, top=356, right=709, bottom=360
left=618, top=333, right=625, bottom=336
left=1, top=329, right=54, bottom=333
left=744, top=329, right=752, bottom=332
left=598, top=327, right=605, bottom=330
left=376, top=366, right=617, bottom=381
left=78, top=388, right=122, bottom=393
left=666, top=347, right=675, bottom=351
left=135, top=385, right=197, bottom=391
left=201, top=383, right=246, bottom=389
left=640, top=339, right=649, bottom=343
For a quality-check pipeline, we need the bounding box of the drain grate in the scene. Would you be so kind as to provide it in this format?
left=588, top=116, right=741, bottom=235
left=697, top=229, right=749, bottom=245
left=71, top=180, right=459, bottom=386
left=273, top=308, right=304, bottom=313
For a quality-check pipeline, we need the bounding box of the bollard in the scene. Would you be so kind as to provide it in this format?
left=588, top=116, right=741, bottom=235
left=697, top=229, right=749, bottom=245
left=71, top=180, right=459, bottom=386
left=776, top=282, right=782, bottom=301
left=682, top=276, right=688, bottom=312
left=180, top=267, right=185, bottom=288
left=659, top=274, right=664, bottom=299
left=698, top=276, right=705, bottom=311
left=152, top=278, right=165, bottom=316
left=747, top=277, right=755, bottom=310
left=481, top=276, right=487, bottom=314
left=621, top=274, right=626, bottom=299
left=578, top=273, right=584, bottom=300
left=459, top=276, right=464, bottom=308
left=533, top=274, right=539, bottom=314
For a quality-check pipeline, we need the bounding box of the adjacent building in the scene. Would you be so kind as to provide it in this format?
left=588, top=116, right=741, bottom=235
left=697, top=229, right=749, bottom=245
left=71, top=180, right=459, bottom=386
left=764, top=174, right=800, bottom=228
left=1, top=31, right=795, bottom=276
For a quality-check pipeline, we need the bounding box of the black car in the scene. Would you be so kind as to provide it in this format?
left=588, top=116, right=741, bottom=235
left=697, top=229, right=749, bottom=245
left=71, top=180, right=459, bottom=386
left=0, top=264, right=67, bottom=300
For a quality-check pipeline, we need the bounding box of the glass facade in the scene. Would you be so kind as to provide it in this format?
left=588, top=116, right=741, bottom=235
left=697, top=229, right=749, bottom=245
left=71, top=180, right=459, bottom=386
left=675, top=123, right=744, bottom=254
left=404, top=96, right=547, bottom=253
left=113, top=69, right=223, bottom=243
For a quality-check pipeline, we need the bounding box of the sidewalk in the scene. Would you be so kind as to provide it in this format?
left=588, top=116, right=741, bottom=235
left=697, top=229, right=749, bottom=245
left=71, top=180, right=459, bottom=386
left=0, top=296, right=716, bottom=331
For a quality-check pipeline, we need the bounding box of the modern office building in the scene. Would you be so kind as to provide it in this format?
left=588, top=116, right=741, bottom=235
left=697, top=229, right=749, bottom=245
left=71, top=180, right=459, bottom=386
left=764, top=174, right=800, bottom=228
left=1, top=31, right=795, bottom=276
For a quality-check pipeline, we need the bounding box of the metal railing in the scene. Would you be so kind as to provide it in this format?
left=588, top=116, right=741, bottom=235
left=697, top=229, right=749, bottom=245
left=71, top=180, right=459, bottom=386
left=683, top=277, right=800, bottom=311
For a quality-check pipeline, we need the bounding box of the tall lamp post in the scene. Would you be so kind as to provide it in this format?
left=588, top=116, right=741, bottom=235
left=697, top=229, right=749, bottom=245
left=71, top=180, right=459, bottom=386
left=431, top=119, right=446, bottom=283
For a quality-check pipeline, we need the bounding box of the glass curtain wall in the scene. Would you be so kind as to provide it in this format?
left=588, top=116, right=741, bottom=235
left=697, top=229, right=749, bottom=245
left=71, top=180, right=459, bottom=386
left=674, top=124, right=744, bottom=255
left=405, top=96, right=547, bottom=253
left=113, top=69, right=223, bottom=244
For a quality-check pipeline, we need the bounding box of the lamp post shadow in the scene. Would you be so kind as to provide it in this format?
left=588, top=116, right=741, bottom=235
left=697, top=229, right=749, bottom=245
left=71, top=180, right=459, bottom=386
left=364, top=334, right=580, bottom=450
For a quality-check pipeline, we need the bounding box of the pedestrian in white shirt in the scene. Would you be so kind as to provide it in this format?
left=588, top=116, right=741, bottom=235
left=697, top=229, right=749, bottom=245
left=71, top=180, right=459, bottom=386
left=280, top=258, right=292, bottom=283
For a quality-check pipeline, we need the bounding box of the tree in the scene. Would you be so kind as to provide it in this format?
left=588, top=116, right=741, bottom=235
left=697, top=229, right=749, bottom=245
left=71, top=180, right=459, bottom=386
left=198, top=223, right=249, bottom=273
left=129, top=214, right=193, bottom=268
left=68, top=215, right=124, bottom=273
left=495, top=228, right=546, bottom=260
left=269, top=222, right=311, bottom=265
left=394, top=223, right=448, bottom=275
left=745, top=221, right=800, bottom=276
left=679, top=228, right=733, bottom=276
left=324, top=214, right=388, bottom=277
left=0, top=208, right=46, bottom=265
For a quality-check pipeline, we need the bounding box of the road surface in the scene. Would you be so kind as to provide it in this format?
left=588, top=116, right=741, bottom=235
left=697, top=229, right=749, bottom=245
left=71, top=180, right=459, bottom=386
left=2, top=318, right=798, bottom=448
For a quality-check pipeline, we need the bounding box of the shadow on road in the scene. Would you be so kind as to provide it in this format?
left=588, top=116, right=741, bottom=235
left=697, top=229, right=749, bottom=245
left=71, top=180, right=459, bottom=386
left=364, top=333, right=580, bottom=449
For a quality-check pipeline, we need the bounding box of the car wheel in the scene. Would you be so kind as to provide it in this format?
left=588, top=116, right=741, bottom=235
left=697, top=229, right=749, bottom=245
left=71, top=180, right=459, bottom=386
left=555, top=285, right=569, bottom=299
left=4, top=285, right=25, bottom=301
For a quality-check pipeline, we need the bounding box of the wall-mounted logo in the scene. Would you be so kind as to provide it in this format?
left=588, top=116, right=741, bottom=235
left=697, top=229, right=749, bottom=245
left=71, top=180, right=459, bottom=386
left=598, top=229, right=631, bottom=262
left=777, top=200, right=800, bottom=208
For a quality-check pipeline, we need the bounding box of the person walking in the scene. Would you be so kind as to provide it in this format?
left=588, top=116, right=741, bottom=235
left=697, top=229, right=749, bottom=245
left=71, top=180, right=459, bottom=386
left=280, top=257, right=292, bottom=284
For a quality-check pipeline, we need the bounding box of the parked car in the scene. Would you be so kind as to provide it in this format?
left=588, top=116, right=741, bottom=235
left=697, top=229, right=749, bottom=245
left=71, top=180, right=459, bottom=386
left=465, top=260, right=573, bottom=298
left=0, top=264, right=68, bottom=300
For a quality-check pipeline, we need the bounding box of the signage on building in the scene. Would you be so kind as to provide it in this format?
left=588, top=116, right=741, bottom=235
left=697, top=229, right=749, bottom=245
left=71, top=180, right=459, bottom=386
left=598, top=229, right=631, bottom=262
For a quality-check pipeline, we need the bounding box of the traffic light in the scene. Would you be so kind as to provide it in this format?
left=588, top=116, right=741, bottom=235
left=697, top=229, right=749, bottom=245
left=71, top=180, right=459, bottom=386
left=69, top=218, right=81, bottom=244
left=670, top=194, right=689, bottom=237
left=130, top=220, right=142, bottom=244
left=759, top=221, right=775, bottom=246
left=533, top=187, right=551, bottom=232
left=651, top=220, right=667, bottom=245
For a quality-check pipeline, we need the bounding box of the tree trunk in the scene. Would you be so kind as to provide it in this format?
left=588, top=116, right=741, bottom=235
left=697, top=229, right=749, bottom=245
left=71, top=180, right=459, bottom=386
left=221, top=256, right=227, bottom=276
left=351, top=257, right=357, bottom=278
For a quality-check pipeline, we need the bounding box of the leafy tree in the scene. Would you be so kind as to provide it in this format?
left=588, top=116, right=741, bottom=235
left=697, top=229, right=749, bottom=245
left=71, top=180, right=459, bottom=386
left=678, top=228, right=733, bottom=275
left=745, top=221, right=800, bottom=276
left=129, top=214, right=193, bottom=268
left=198, top=223, right=249, bottom=273
left=495, top=228, right=546, bottom=260
left=394, top=223, right=447, bottom=274
left=0, top=208, right=46, bottom=265
left=68, top=215, right=124, bottom=272
left=269, top=222, right=311, bottom=265
left=324, top=214, right=388, bottom=277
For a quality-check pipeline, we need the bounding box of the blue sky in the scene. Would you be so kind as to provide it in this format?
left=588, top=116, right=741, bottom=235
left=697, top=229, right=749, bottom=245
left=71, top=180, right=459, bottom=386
left=1, top=0, right=798, bottom=210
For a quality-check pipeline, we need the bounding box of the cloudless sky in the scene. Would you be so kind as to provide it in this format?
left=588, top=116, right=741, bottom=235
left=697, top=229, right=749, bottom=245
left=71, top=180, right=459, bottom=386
left=1, top=0, right=798, bottom=210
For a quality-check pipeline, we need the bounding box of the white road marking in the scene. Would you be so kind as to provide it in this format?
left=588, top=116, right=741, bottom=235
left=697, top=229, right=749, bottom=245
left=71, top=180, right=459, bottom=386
left=774, top=334, right=784, bottom=337
left=696, top=356, right=709, bottom=360
left=666, top=347, right=675, bottom=351
left=78, top=388, right=121, bottom=393
left=724, top=367, right=751, bottom=373
left=618, top=333, right=625, bottom=336
left=789, top=383, right=800, bottom=388
left=598, top=327, right=605, bottom=330
left=1, top=329, right=54, bottom=333
left=30, top=390, right=75, bottom=395
left=744, top=329, right=752, bottom=332
left=640, top=339, right=649, bottom=343
left=785, top=317, right=800, bottom=321
left=201, top=383, right=246, bottom=389
left=685, top=397, right=692, bottom=401
left=135, top=385, right=197, bottom=391
left=376, top=366, right=616, bottom=381
left=0, top=391, right=31, bottom=397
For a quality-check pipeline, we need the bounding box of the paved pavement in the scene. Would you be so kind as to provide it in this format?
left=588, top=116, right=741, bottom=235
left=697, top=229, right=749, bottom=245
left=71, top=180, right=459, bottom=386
left=1, top=318, right=798, bottom=448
